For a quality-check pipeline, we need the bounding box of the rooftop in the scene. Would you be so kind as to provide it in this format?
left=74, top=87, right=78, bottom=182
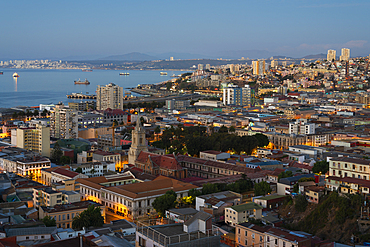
left=230, top=202, right=263, bottom=212
left=41, top=200, right=103, bottom=213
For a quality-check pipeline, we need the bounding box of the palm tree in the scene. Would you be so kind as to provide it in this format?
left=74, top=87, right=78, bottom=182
left=72, top=212, right=88, bottom=230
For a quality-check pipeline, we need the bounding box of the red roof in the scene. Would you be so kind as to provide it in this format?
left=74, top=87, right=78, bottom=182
left=103, top=108, right=129, bottom=116
left=52, top=168, right=79, bottom=178
left=136, top=151, right=183, bottom=170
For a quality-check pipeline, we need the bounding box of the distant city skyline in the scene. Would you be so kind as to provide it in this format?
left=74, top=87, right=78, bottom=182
left=1, top=0, right=370, bottom=60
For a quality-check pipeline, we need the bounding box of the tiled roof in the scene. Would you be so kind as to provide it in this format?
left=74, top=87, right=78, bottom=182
left=136, top=151, right=183, bottom=171
left=184, top=211, right=212, bottom=226
left=103, top=176, right=198, bottom=199
left=52, top=168, right=79, bottom=178
left=7, top=226, right=57, bottom=237
left=176, top=154, right=257, bottom=174
left=330, top=157, right=370, bottom=165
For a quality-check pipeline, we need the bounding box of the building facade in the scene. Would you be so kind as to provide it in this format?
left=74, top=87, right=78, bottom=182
left=96, top=83, right=123, bottom=111
left=252, top=60, right=266, bottom=75
left=128, top=118, right=148, bottom=165
left=223, top=84, right=251, bottom=106
left=327, top=49, right=336, bottom=61
left=15, top=124, right=50, bottom=157
left=50, top=104, right=78, bottom=139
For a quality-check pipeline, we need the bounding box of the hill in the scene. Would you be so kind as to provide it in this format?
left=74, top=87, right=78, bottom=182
left=279, top=192, right=364, bottom=243
left=303, top=53, right=326, bottom=60
left=100, top=52, right=158, bottom=61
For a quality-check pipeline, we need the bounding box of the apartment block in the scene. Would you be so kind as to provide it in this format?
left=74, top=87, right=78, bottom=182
left=223, top=84, right=251, bottom=106
left=252, top=60, right=266, bottom=75
left=340, top=48, right=350, bottom=61
left=33, top=187, right=80, bottom=208
left=50, top=104, right=78, bottom=139
left=225, top=202, right=263, bottom=226
left=14, top=124, right=50, bottom=157
left=39, top=200, right=105, bottom=229
left=327, top=49, right=336, bottom=61
left=96, top=83, right=123, bottom=111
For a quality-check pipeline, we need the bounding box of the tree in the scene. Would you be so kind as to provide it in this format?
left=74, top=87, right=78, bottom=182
left=229, top=126, right=236, bottom=133
left=33, top=109, right=39, bottom=116
left=154, top=126, right=161, bottom=141
left=166, top=81, right=172, bottom=90
left=41, top=109, right=48, bottom=117
left=12, top=112, right=18, bottom=119
left=42, top=216, right=56, bottom=227
left=51, top=142, right=63, bottom=164
left=28, top=173, right=35, bottom=180
left=312, top=160, right=329, bottom=174
left=219, top=125, right=228, bottom=133
left=152, top=190, right=177, bottom=217
left=60, top=155, right=72, bottom=165
left=254, top=181, right=272, bottom=196
left=278, top=171, right=293, bottom=181
left=75, top=167, right=83, bottom=173
left=72, top=205, right=104, bottom=230
left=254, top=133, right=270, bottom=147
left=295, top=194, right=308, bottom=212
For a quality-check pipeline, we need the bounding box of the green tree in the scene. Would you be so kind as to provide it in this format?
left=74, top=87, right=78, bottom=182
left=51, top=142, right=63, bottom=164
left=278, top=171, right=293, bottom=181
left=202, top=183, right=220, bottom=195
left=219, top=125, right=228, bottom=133
left=253, top=133, right=270, bottom=147
left=41, top=109, right=48, bottom=117
left=312, top=160, right=329, bottom=174
left=166, top=81, right=172, bottom=90
left=60, top=155, right=72, bottom=165
left=293, top=183, right=299, bottom=193
left=254, top=181, right=272, bottom=196
left=229, top=126, right=236, bottom=133
left=72, top=205, right=104, bottom=230
left=152, top=190, right=177, bottom=217
left=75, top=167, right=83, bottom=173
left=33, top=109, right=39, bottom=116
left=12, top=112, right=18, bottom=119
left=295, top=194, right=308, bottom=212
left=42, top=216, right=56, bottom=227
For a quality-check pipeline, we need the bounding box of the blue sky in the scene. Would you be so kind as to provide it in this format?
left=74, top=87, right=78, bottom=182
left=1, top=0, right=370, bottom=59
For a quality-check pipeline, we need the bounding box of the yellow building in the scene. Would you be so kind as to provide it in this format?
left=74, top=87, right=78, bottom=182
left=39, top=200, right=105, bottom=229
left=225, top=202, right=263, bottom=226
left=33, top=187, right=80, bottom=208
left=15, top=124, right=50, bottom=157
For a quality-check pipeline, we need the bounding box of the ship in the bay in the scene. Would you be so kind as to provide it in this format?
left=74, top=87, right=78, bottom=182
left=82, top=69, right=93, bottom=72
left=120, top=72, right=130, bottom=75
left=13, top=72, right=19, bottom=77
left=0, top=71, right=3, bottom=75
left=74, top=79, right=90, bottom=85
left=160, top=72, right=168, bottom=75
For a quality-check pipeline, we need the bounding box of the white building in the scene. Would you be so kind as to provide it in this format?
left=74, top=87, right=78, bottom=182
left=50, top=104, right=78, bottom=139
left=223, top=84, right=251, bottom=106
left=96, top=83, right=124, bottom=111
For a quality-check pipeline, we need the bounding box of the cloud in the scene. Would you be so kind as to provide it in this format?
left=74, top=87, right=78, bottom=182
left=343, top=40, right=368, bottom=48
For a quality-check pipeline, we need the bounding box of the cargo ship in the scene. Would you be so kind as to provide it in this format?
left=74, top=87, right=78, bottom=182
left=120, top=72, right=130, bottom=75
left=82, top=69, right=93, bottom=72
left=13, top=72, right=19, bottom=77
left=160, top=72, right=168, bottom=75
left=74, top=79, right=90, bottom=85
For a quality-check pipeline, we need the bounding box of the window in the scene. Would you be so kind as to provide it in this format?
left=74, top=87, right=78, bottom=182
left=283, top=242, right=285, bottom=247
left=67, top=214, right=69, bottom=220
left=275, top=239, right=278, bottom=245
left=245, top=231, right=248, bottom=236
left=238, top=229, right=240, bottom=234
left=26, top=237, right=29, bottom=240
left=260, top=236, right=263, bottom=242
left=41, top=236, right=45, bottom=239
left=63, top=214, right=65, bottom=220
left=245, top=240, right=248, bottom=245
left=252, top=234, right=255, bottom=239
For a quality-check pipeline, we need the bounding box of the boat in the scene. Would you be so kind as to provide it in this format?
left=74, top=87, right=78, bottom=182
left=120, top=72, right=130, bottom=75
left=13, top=72, right=19, bottom=77
left=160, top=72, right=168, bottom=75
left=82, top=69, right=93, bottom=72
left=0, top=71, right=3, bottom=75
left=74, top=79, right=90, bottom=85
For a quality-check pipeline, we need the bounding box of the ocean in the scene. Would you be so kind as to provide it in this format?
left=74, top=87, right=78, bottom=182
left=0, top=69, right=187, bottom=108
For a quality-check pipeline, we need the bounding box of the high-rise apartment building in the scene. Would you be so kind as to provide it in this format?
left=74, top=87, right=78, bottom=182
left=271, top=60, right=278, bottom=68
left=15, top=124, right=50, bottom=157
left=327, top=50, right=336, bottom=61
left=252, top=60, right=265, bottom=75
left=223, top=84, right=251, bottom=106
left=340, top=48, right=350, bottom=61
left=197, top=64, right=204, bottom=71
left=96, top=83, right=123, bottom=111
left=50, top=104, right=78, bottom=139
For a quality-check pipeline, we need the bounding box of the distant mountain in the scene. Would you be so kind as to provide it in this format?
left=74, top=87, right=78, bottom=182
left=215, top=50, right=275, bottom=59
left=151, top=52, right=212, bottom=60
left=302, top=53, right=326, bottom=59
left=271, top=55, right=295, bottom=60
left=100, top=52, right=158, bottom=61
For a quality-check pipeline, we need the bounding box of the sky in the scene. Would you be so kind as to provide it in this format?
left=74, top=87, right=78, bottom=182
left=1, top=0, right=370, bottom=60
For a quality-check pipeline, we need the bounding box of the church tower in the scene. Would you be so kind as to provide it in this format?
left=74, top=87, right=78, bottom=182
left=128, top=116, right=148, bottom=165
